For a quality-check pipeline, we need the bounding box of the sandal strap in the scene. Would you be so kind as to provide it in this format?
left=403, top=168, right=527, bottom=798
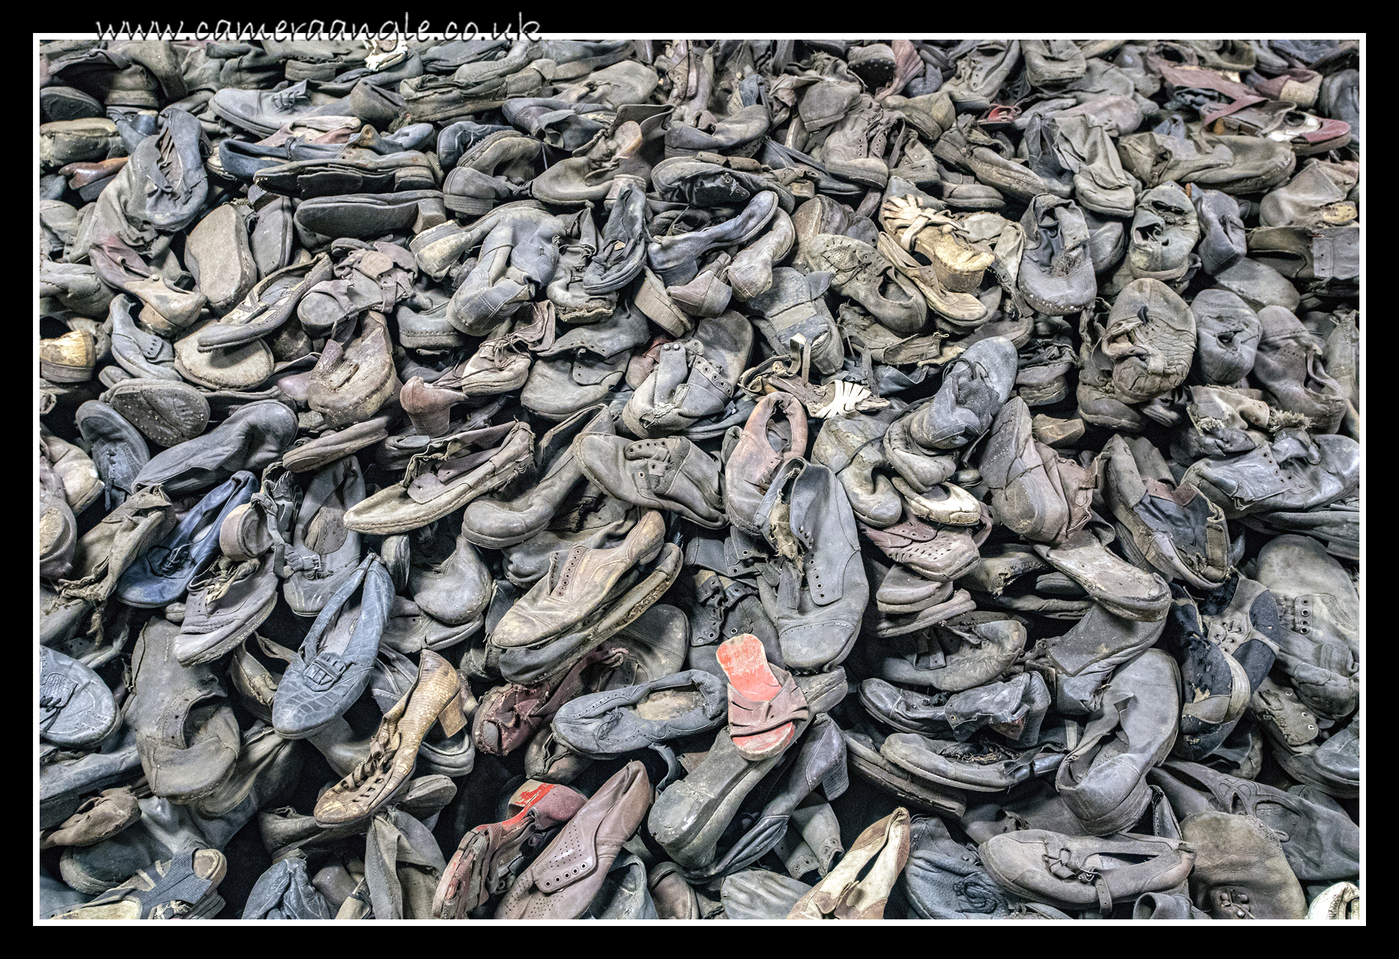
left=728, top=670, right=809, bottom=736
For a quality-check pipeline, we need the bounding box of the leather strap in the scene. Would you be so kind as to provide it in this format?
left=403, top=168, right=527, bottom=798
left=728, top=670, right=809, bottom=737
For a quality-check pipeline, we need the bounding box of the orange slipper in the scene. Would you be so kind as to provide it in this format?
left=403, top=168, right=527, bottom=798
left=717, top=633, right=810, bottom=760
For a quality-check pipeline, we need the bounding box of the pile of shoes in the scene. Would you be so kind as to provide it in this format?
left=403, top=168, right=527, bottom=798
left=40, top=35, right=1360, bottom=921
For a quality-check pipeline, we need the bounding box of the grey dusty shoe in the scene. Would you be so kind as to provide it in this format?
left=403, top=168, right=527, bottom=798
left=1018, top=195, right=1096, bottom=315
left=135, top=400, right=297, bottom=498
left=623, top=311, right=753, bottom=438
left=757, top=460, right=869, bottom=672
left=575, top=434, right=726, bottom=528
left=39, top=646, right=119, bottom=748
left=551, top=669, right=726, bottom=757
left=1179, top=811, right=1305, bottom=919
left=1054, top=649, right=1181, bottom=835
left=1025, top=602, right=1167, bottom=716
left=905, top=336, right=1018, bottom=452
left=979, top=829, right=1195, bottom=915
left=242, top=856, right=332, bottom=919
left=76, top=400, right=150, bottom=510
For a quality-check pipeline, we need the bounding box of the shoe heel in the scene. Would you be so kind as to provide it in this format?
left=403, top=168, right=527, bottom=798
left=821, top=757, right=849, bottom=801
left=437, top=684, right=470, bottom=737
left=414, top=196, right=449, bottom=234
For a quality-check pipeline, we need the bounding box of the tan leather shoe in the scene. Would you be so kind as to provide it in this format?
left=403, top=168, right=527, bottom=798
left=313, top=650, right=464, bottom=826
left=787, top=807, right=911, bottom=919
left=490, top=510, right=665, bottom=653
left=40, top=329, right=96, bottom=383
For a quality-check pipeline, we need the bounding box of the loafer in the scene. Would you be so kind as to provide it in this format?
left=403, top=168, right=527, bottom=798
left=552, top=669, right=726, bottom=757
left=210, top=79, right=353, bottom=136
left=344, top=421, right=534, bottom=535
left=881, top=731, right=1065, bottom=794
left=490, top=510, right=666, bottom=654
left=293, top=189, right=447, bottom=239
left=273, top=554, right=394, bottom=739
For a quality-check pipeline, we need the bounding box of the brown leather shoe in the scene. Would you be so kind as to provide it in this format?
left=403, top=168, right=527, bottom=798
left=433, top=780, right=587, bottom=918
left=494, top=760, right=652, bottom=919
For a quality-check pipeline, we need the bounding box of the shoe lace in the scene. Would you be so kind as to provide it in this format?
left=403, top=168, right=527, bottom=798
left=197, top=556, right=260, bottom=602
left=147, top=542, right=192, bottom=577
left=349, top=726, right=399, bottom=788
left=271, top=85, right=312, bottom=110
left=148, top=128, right=189, bottom=200
left=1045, top=847, right=1102, bottom=886
left=1275, top=595, right=1308, bottom=634
left=953, top=874, right=1006, bottom=914
left=943, top=740, right=1017, bottom=764
left=39, top=671, right=77, bottom=713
